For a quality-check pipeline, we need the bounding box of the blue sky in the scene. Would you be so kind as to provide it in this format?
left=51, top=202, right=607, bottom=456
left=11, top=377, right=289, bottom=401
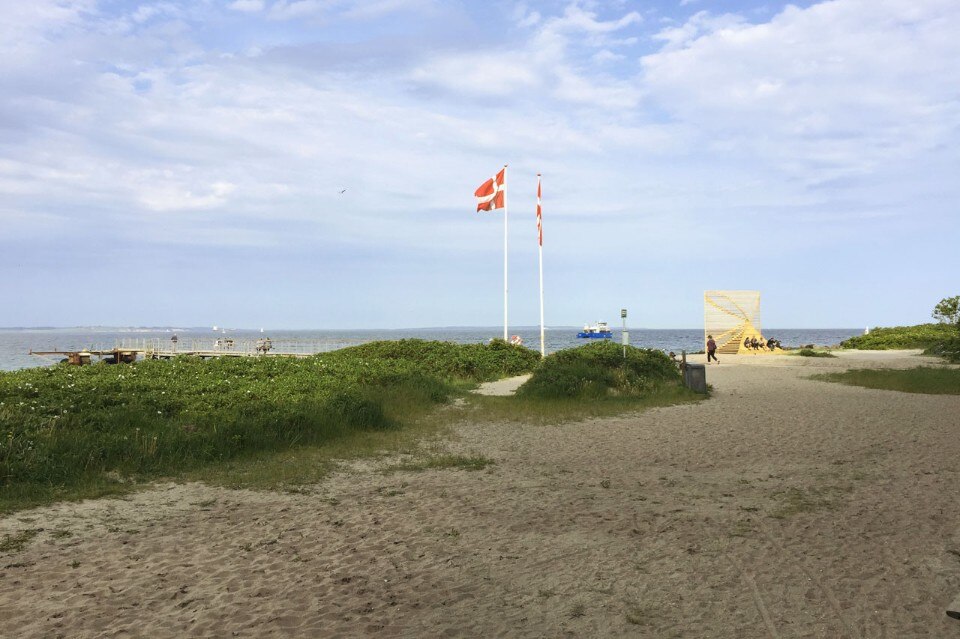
left=2, top=0, right=958, bottom=329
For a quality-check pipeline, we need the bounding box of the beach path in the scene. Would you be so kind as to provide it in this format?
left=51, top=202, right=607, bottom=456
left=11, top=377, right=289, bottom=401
left=472, top=373, right=532, bottom=396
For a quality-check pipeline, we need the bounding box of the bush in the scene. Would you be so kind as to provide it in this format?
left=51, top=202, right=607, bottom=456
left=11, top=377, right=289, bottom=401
left=337, top=338, right=540, bottom=382
left=840, top=324, right=956, bottom=350
left=516, top=341, right=680, bottom=399
left=923, top=337, right=960, bottom=363
left=0, top=339, right=540, bottom=503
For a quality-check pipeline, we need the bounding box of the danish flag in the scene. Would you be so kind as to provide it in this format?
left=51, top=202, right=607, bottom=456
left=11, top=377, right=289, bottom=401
left=474, top=167, right=506, bottom=212
left=536, top=174, right=542, bottom=246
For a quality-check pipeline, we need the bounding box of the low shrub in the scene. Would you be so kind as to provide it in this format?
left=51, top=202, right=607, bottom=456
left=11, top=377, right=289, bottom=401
left=516, top=341, right=680, bottom=399
left=924, top=337, right=960, bottom=363
left=797, top=349, right=836, bottom=358
left=840, top=324, right=956, bottom=350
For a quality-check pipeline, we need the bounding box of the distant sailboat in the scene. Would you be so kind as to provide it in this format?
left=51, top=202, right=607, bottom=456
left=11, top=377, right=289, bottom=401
left=864, top=326, right=870, bottom=334
left=212, top=325, right=219, bottom=331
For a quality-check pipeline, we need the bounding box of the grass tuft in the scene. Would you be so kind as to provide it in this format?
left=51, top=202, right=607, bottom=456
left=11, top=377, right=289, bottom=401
left=769, top=486, right=847, bottom=519
left=625, top=604, right=655, bottom=626
left=812, top=367, right=960, bottom=395
left=0, top=529, right=40, bottom=553
left=796, top=348, right=837, bottom=358
left=385, top=454, right=495, bottom=473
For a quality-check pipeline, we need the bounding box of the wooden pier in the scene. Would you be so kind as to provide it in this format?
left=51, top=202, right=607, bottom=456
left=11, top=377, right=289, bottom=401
left=30, top=337, right=327, bottom=366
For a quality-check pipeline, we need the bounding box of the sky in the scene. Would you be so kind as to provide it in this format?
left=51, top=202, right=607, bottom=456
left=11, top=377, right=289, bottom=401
left=1, top=0, right=958, bottom=329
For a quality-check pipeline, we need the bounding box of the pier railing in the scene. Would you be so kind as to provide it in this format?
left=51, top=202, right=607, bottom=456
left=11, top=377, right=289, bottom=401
left=101, top=338, right=344, bottom=358
left=30, top=336, right=378, bottom=365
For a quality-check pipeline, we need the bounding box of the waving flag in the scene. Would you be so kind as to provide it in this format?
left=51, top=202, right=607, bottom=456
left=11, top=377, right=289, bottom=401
left=536, top=174, right=543, bottom=246
left=536, top=173, right=545, bottom=357
left=475, top=167, right=506, bottom=212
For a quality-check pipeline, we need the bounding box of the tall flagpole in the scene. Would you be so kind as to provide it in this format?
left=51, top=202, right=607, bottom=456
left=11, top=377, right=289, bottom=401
left=537, top=174, right=545, bottom=357
left=503, top=164, right=509, bottom=342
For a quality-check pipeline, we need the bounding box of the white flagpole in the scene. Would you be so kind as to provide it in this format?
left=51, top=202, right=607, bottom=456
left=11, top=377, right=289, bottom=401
left=503, top=164, right=509, bottom=342
left=537, top=174, right=545, bottom=358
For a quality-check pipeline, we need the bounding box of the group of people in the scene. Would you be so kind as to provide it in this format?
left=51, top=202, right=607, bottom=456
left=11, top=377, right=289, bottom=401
left=255, top=337, right=273, bottom=354
left=705, top=334, right=783, bottom=363
left=743, top=336, right=782, bottom=351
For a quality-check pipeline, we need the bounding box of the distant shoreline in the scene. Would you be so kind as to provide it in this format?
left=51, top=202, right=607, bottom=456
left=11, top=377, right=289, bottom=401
left=0, top=326, right=864, bottom=332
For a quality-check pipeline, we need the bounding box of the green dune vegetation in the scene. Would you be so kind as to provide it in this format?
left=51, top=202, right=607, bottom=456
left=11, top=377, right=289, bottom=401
left=517, top=341, right=682, bottom=399
left=815, top=295, right=960, bottom=394
left=841, top=295, right=960, bottom=364
left=0, top=339, right=536, bottom=511
left=812, top=367, right=960, bottom=395
left=460, top=341, right=701, bottom=425
left=0, top=339, right=698, bottom=512
left=839, top=323, right=956, bottom=351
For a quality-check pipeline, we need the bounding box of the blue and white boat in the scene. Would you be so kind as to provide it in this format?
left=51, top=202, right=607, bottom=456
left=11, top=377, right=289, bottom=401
left=577, top=321, right=613, bottom=339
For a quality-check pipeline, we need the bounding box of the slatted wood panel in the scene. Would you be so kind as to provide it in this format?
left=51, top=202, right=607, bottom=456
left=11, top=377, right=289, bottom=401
left=704, top=291, right=763, bottom=354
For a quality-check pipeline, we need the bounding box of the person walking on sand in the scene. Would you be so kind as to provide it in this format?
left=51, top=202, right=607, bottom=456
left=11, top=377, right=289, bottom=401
left=706, top=335, right=719, bottom=364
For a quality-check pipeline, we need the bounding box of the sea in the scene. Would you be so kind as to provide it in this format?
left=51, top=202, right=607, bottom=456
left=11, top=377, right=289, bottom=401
left=0, top=327, right=864, bottom=372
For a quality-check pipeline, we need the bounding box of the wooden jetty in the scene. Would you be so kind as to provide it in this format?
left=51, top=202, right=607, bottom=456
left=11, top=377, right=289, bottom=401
left=30, top=338, right=323, bottom=366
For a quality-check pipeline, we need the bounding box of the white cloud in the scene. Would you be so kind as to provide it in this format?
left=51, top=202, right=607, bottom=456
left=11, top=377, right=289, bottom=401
left=266, top=0, right=430, bottom=21
left=138, top=179, right=237, bottom=212
left=228, top=0, right=265, bottom=13
left=547, top=4, right=642, bottom=34
left=1, top=0, right=958, bottom=330
left=409, top=3, right=642, bottom=109
left=641, top=0, right=960, bottom=185
left=591, top=49, right=624, bottom=63
left=341, top=0, right=432, bottom=20
left=268, top=0, right=327, bottom=20
left=653, top=10, right=744, bottom=51
left=515, top=8, right=541, bottom=28
left=409, top=53, right=539, bottom=98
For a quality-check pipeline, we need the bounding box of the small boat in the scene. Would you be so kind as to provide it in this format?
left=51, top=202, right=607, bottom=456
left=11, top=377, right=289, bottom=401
left=577, top=321, right=613, bottom=339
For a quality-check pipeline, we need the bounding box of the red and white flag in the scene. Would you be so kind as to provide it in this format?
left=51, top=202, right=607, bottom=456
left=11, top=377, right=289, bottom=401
left=474, top=167, right=506, bottom=212
left=536, top=174, right=542, bottom=246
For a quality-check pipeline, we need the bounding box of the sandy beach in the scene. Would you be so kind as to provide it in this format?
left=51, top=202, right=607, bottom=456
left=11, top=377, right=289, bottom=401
left=2, top=349, right=959, bottom=637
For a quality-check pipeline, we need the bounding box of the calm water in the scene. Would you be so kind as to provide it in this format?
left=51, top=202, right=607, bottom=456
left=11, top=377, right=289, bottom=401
left=0, top=327, right=863, bottom=372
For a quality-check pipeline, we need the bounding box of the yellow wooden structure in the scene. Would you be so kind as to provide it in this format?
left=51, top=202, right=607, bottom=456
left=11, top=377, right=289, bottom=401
left=704, top=290, right=777, bottom=354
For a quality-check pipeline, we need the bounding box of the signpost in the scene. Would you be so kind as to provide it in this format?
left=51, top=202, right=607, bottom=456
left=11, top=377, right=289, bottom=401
left=621, top=308, right=628, bottom=358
